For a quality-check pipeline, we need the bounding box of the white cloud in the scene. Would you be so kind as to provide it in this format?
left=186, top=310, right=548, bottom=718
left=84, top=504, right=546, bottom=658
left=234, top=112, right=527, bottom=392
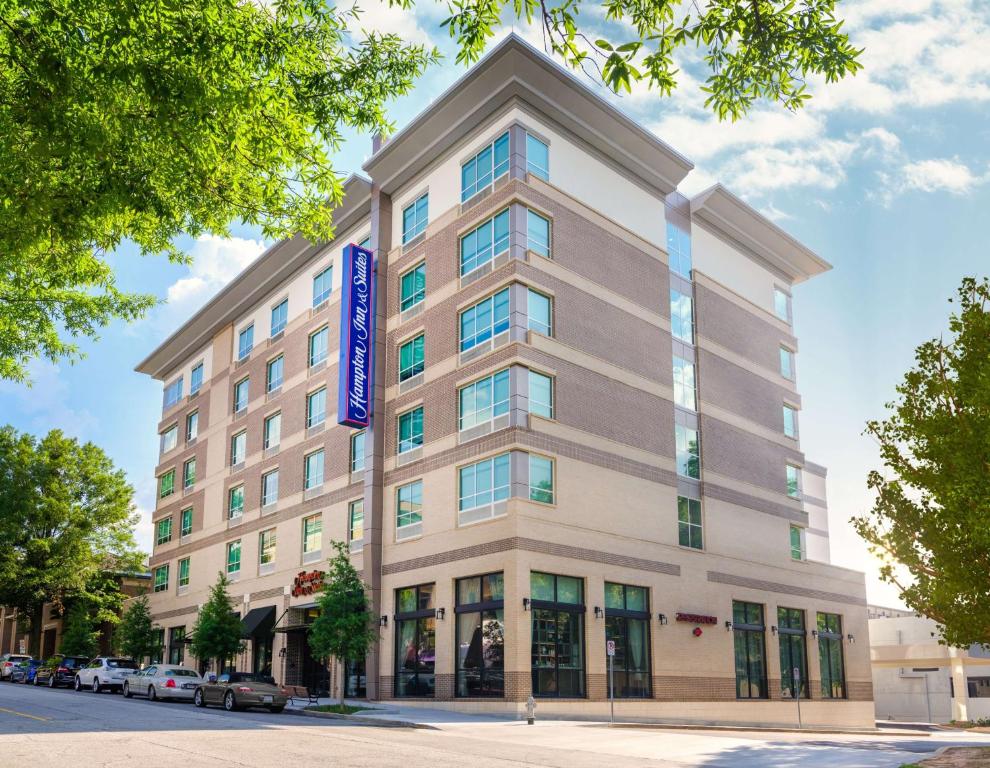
left=901, top=158, right=986, bottom=194
left=354, top=0, right=444, bottom=47
left=0, top=361, right=97, bottom=439
left=165, top=234, right=266, bottom=311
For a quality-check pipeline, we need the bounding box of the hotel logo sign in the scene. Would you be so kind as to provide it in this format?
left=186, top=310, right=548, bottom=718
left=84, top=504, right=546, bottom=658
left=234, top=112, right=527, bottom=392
left=338, top=243, right=376, bottom=428
left=291, top=570, right=325, bottom=597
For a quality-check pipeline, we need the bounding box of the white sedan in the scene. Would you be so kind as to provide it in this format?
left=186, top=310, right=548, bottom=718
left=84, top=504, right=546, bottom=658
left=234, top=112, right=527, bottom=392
left=123, top=664, right=203, bottom=702
left=74, top=657, right=139, bottom=693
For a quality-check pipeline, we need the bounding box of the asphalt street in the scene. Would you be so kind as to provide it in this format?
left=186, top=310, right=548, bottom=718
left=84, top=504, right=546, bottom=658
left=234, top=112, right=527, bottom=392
left=2, top=680, right=990, bottom=768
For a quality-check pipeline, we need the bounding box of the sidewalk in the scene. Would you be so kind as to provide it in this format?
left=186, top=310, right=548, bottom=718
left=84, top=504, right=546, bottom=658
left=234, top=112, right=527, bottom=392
left=284, top=696, right=516, bottom=727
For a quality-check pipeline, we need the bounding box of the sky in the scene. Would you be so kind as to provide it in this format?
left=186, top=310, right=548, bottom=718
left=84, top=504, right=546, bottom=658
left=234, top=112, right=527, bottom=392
left=1, top=0, right=988, bottom=608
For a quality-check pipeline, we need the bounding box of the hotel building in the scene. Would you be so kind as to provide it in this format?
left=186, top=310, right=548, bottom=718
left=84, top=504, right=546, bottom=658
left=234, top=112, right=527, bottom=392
left=136, top=35, right=873, bottom=727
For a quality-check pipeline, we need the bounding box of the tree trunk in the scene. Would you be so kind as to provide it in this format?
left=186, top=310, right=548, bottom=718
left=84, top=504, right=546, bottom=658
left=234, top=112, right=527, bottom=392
left=28, top=604, right=43, bottom=658
left=339, top=658, right=346, bottom=707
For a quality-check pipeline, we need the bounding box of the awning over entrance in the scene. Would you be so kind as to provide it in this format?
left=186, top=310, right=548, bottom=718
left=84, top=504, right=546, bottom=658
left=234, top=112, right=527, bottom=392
left=240, top=606, right=276, bottom=639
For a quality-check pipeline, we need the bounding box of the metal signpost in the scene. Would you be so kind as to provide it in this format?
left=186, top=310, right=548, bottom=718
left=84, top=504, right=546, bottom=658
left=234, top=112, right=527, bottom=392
left=793, top=667, right=802, bottom=729
left=606, top=639, right=616, bottom=725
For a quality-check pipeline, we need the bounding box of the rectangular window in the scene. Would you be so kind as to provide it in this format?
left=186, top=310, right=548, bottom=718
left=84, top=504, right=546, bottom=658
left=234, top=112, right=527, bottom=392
left=160, top=425, right=178, bottom=454
left=778, top=607, right=808, bottom=699
left=230, top=431, right=246, bottom=466
left=790, top=525, right=805, bottom=561
left=400, top=262, right=426, bottom=311
left=783, top=405, right=797, bottom=438
left=304, top=450, right=324, bottom=490
left=156, top=517, right=173, bottom=546
left=259, top=529, right=277, bottom=566
left=182, top=458, right=196, bottom=489
left=180, top=508, right=193, bottom=538
left=460, top=209, right=509, bottom=276
left=677, top=496, right=703, bottom=549
left=675, top=423, right=700, bottom=479
left=666, top=222, right=692, bottom=277
left=530, top=572, right=584, bottom=697
left=460, top=288, right=509, bottom=352
left=394, top=584, right=436, bottom=697
left=402, top=193, right=428, bottom=244
left=604, top=582, right=652, bottom=698
left=527, top=209, right=550, bottom=257
left=159, top=470, right=175, bottom=499
left=459, top=370, right=509, bottom=431
left=238, top=324, right=254, bottom=360
left=774, top=287, right=792, bottom=323
left=168, top=626, right=185, bottom=665
left=458, top=453, right=510, bottom=512
left=226, top=540, right=241, bottom=575
left=529, top=371, right=553, bottom=419
left=786, top=464, right=801, bottom=498
left=266, top=356, right=283, bottom=393
left=968, top=679, right=990, bottom=699
left=151, top=629, right=165, bottom=664
left=817, top=613, right=846, bottom=699
left=398, top=334, right=425, bottom=381
left=780, top=346, right=794, bottom=380
left=526, top=133, right=549, bottom=181
left=302, top=515, right=322, bottom=554
left=351, top=431, right=365, bottom=473
left=309, top=326, right=329, bottom=367
left=670, top=288, right=694, bottom=344
left=233, top=377, right=249, bottom=413
left=397, top=407, right=424, bottom=454
left=673, top=356, right=697, bottom=410
left=461, top=131, right=509, bottom=201
left=228, top=485, right=244, bottom=519
left=271, top=299, right=288, bottom=336
left=312, top=265, right=333, bottom=307
left=455, top=573, right=505, bottom=697
left=349, top=499, right=364, bottom=543
left=264, top=412, right=281, bottom=449
left=190, top=364, right=203, bottom=395
left=186, top=411, right=199, bottom=441
left=733, top=601, right=767, bottom=699
left=396, top=481, right=423, bottom=530
left=261, top=469, right=279, bottom=506
left=178, top=558, right=190, bottom=588
left=153, top=565, right=169, bottom=593
left=527, top=289, right=552, bottom=336
left=163, top=376, right=183, bottom=409
left=306, top=386, right=327, bottom=428
left=529, top=455, right=554, bottom=504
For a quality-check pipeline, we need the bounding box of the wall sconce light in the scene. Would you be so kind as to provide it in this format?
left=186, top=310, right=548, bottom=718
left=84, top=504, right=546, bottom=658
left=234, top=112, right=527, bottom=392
left=847, top=634, right=855, bottom=643
left=435, top=607, right=446, bottom=621
left=278, top=647, right=287, bottom=658
left=724, top=621, right=733, bottom=632
left=811, top=629, right=818, bottom=640
left=379, top=615, right=388, bottom=627
left=771, top=626, right=778, bottom=636
left=594, top=606, right=604, bottom=619
left=522, top=598, right=531, bottom=611
left=657, top=613, right=668, bottom=625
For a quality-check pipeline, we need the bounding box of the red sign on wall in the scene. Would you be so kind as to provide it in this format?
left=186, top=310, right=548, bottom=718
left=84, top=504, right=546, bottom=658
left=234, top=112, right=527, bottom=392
left=676, top=612, right=718, bottom=625
left=291, top=570, right=325, bottom=597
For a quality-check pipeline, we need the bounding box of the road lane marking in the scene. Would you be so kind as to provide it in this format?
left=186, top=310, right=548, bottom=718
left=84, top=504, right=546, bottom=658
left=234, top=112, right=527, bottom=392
left=0, top=706, right=51, bottom=722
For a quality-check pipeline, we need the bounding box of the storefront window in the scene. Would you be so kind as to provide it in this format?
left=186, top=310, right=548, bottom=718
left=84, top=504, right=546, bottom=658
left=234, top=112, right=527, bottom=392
left=455, top=573, right=504, bottom=697
left=394, top=584, right=436, bottom=697
left=777, top=607, right=808, bottom=698
left=733, top=601, right=767, bottom=699
left=168, top=626, right=185, bottom=665
left=604, top=582, right=651, bottom=698
left=531, top=572, right=585, bottom=698
left=817, top=612, right=846, bottom=698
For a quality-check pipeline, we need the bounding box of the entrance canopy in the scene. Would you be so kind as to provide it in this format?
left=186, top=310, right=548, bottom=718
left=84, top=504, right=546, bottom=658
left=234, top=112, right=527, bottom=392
left=240, top=606, right=276, bottom=639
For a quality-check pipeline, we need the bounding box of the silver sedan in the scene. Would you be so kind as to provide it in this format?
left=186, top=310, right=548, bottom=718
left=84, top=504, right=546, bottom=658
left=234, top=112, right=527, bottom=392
left=122, top=664, right=203, bottom=702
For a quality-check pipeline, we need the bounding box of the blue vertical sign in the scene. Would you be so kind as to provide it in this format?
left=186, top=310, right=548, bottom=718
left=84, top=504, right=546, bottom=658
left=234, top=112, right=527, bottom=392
left=337, top=243, right=376, bottom=428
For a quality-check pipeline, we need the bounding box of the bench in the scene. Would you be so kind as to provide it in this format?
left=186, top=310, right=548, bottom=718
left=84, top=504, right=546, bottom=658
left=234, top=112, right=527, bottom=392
left=281, top=684, right=318, bottom=706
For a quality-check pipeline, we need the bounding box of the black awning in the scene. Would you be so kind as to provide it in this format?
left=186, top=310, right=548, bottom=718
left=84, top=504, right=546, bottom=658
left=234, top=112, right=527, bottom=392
left=240, top=606, right=276, bottom=638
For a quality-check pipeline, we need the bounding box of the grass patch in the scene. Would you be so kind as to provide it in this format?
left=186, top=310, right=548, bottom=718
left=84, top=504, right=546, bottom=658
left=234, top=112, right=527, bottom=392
left=307, top=704, right=373, bottom=715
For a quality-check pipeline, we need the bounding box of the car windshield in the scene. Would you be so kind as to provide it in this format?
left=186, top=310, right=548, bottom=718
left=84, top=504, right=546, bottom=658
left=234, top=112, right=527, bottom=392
left=165, top=669, right=199, bottom=677
left=229, top=672, right=275, bottom=684
left=107, top=659, right=138, bottom=669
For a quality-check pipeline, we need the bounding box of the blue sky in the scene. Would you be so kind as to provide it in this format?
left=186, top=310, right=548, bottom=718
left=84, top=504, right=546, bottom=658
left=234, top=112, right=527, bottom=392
left=1, top=0, right=987, bottom=607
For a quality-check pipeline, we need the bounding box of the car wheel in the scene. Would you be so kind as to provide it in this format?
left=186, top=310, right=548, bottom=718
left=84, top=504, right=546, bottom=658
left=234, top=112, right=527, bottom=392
left=223, top=691, right=237, bottom=712
left=123, top=682, right=132, bottom=698
left=48, top=674, right=56, bottom=688
left=74, top=676, right=82, bottom=692
left=148, top=685, right=157, bottom=702
left=32, top=674, right=40, bottom=686
left=269, top=706, right=284, bottom=714
left=194, top=689, right=205, bottom=708
left=92, top=677, right=101, bottom=694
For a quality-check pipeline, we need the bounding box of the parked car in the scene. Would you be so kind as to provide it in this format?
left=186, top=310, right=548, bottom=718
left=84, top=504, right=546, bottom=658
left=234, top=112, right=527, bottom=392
left=194, top=672, right=286, bottom=713
left=10, top=659, right=41, bottom=684
left=123, top=664, right=202, bottom=702
left=34, top=655, right=90, bottom=688
left=1, top=653, right=31, bottom=681
left=74, top=656, right=139, bottom=693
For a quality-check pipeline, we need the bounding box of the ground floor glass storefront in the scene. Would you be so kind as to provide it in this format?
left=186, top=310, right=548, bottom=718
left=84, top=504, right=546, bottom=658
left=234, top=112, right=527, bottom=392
left=455, top=572, right=505, bottom=697
left=395, top=584, right=436, bottom=697
left=530, top=572, right=586, bottom=698
left=603, top=582, right=651, bottom=698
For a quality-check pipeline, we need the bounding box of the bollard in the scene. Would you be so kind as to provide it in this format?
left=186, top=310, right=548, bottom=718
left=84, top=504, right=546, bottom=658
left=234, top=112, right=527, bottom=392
left=526, top=695, right=536, bottom=725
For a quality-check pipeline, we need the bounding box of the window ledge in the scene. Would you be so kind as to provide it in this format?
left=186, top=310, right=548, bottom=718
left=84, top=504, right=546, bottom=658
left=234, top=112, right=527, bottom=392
left=399, top=302, right=425, bottom=324
left=259, top=563, right=276, bottom=576
left=349, top=470, right=364, bottom=486
left=266, top=386, right=282, bottom=402
left=396, top=447, right=422, bottom=467
left=177, top=585, right=189, bottom=596
left=396, top=522, right=423, bottom=542
left=268, top=330, right=285, bottom=346
left=264, top=445, right=280, bottom=459
left=402, top=232, right=426, bottom=252
left=228, top=515, right=244, bottom=528
left=303, top=485, right=325, bottom=501
left=302, top=550, right=322, bottom=565
left=227, top=571, right=241, bottom=582
left=261, top=501, right=278, bottom=514
left=306, top=422, right=326, bottom=439
left=458, top=501, right=507, bottom=527
left=309, top=359, right=327, bottom=375
left=398, top=372, right=424, bottom=394
left=230, top=462, right=245, bottom=474
left=348, top=541, right=364, bottom=554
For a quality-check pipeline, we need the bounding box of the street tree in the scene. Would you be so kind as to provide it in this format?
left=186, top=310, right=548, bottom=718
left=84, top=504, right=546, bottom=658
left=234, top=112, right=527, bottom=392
left=309, top=541, right=376, bottom=705
left=190, top=573, right=244, bottom=674
left=854, top=277, right=990, bottom=648
left=0, top=427, right=142, bottom=657
left=115, top=595, right=160, bottom=664
left=58, top=602, right=100, bottom=659
left=0, top=0, right=862, bottom=380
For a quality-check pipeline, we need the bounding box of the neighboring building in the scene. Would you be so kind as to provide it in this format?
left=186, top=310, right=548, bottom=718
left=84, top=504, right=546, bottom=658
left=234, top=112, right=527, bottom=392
left=135, top=35, right=873, bottom=727
left=870, top=605, right=990, bottom=723
left=0, top=573, right=151, bottom=659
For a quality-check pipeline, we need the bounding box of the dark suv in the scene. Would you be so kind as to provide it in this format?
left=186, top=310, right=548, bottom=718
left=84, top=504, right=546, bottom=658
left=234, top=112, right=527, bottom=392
left=35, top=654, right=90, bottom=688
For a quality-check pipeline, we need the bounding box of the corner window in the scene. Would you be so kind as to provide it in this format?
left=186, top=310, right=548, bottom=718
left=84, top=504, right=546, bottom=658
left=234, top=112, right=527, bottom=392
left=349, top=500, right=364, bottom=544
left=304, top=450, right=324, bottom=490
left=159, top=470, right=175, bottom=499
left=783, top=405, right=797, bottom=438
left=672, top=356, right=697, bottom=411
left=666, top=222, right=692, bottom=277
left=398, top=334, right=425, bottom=382
left=233, top=377, right=249, bottom=413
left=180, top=508, right=193, bottom=537
left=313, top=265, right=333, bottom=307
left=461, top=132, right=509, bottom=202
left=528, top=371, right=553, bottom=419
left=230, top=431, right=246, bottom=466
left=397, top=407, right=424, bottom=454
left=309, top=326, right=329, bottom=367
left=817, top=613, right=846, bottom=699
left=178, top=558, right=190, bottom=588
left=156, top=517, right=173, bottom=546
left=733, top=601, right=767, bottom=699
left=182, top=458, right=196, bottom=489
left=790, top=525, right=805, bottom=561
left=160, top=425, right=178, bottom=453
left=527, top=210, right=550, bottom=257
left=455, top=573, right=505, bottom=697
left=528, top=455, right=554, bottom=504
left=261, top=469, right=279, bottom=506
left=459, top=370, right=509, bottom=431
left=396, top=481, right=423, bottom=531
left=351, top=431, right=366, bottom=473
left=402, top=193, right=429, bottom=244
left=780, top=346, right=795, bottom=380
left=527, top=289, right=552, bottom=336
left=228, top=485, right=244, bottom=519
left=266, top=356, right=283, bottom=393
left=263, top=412, right=281, bottom=449
left=271, top=299, right=288, bottom=336
left=460, top=209, right=509, bottom=276
left=190, top=364, right=203, bottom=395
left=237, top=324, right=254, bottom=360
left=675, top=423, right=700, bottom=479
left=526, top=133, right=549, bottom=181
left=302, top=515, right=322, bottom=554
left=458, top=453, right=510, bottom=512
left=306, top=386, right=327, bottom=428
left=774, top=287, right=792, bottom=323
left=163, top=377, right=184, bottom=409
left=460, top=288, right=509, bottom=352
left=400, top=262, right=426, bottom=312
left=185, top=410, right=199, bottom=441
left=259, top=529, right=277, bottom=566
left=153, top=565, right=169, bottom=593
left=670, top=288, right=694, bottom=344
left=226, top=540, right=241, bottom=575
left=677, top=496, right=702, bottom=549
left=786, top=464, right=801, bottom=498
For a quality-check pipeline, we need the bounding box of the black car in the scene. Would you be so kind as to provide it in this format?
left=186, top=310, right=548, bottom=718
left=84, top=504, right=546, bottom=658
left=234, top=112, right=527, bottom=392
left=35, top=654, right=90, bottom=688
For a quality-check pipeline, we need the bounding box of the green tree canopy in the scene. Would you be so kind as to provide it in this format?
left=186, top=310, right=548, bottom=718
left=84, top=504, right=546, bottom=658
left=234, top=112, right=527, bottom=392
left=115, top=595, right=159, bottom=663
left=190, top=573, right=244, bottom=672
left=0, top=0, right=861, bottom=380
left=854, top=277, right=990, bottom=648
left=0, top=427, right=142, bottom=657
left=58, top=602, right=100, bottom=658
left=309, top=541, right=375, bottom=704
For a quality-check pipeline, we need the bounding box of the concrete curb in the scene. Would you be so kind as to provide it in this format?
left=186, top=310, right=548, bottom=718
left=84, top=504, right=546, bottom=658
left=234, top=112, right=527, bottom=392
left=284, top=707, right=438, bottom=729
left=585, top=722, right=928, bottom=737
